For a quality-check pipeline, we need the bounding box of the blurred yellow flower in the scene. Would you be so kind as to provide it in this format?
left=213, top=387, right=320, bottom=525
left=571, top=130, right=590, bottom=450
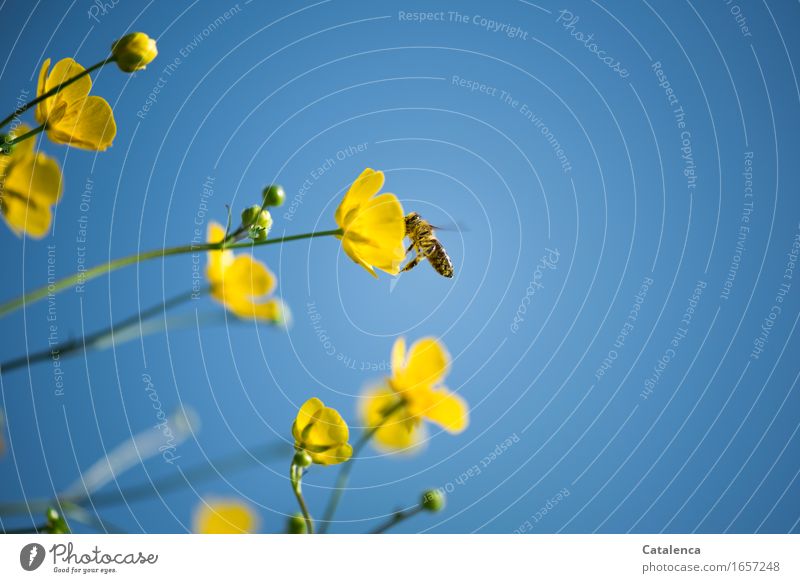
left=206, top=222, right=285, bottom=323
left=362, top=337, right=468, bottom=452
left=334, top=168, right=405, bottom=277
left=292, top=397, right=353, bottom=465
left=35, top=58, right=116, bottom=150
left=112, top=32, right=158, bottom=72
left=193, top=498, right=258, bottom=534
left=0, top=124, right=62, bottom=238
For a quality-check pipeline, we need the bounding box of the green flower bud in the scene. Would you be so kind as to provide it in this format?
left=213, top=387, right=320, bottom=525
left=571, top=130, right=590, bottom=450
left=420, top=489, right=445, bottom=512
left=247, top=209, right=273, bottom=241
left=241, top=205, right=262, bottom=227
left=256, top=209, right=273, bottom=230
left=262, top=184, right=286, bottom=207
left=287, top=513, right=307, bottom=534
left=44, top=507, right=70, bottom=534
left=112, top=33, right=158, bottom=72
left=293, top=450, right=313, bottom=468
left=243, top=206, right=273, bottom=241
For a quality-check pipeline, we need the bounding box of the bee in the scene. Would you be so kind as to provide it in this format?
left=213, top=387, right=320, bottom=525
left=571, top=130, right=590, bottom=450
left=401, top=212, right=454, bottom=278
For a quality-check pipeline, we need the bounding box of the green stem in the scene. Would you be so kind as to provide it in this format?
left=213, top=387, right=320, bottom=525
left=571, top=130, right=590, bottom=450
left=290, top=463, right=314, bottom=534
left=370, top=505, right=424, bottom=534
left=1, top=287, right=205, bottom=373
left=319, top=399, right=406, bottom=533
left=0, top=57, right=115, bottom=130
left=0, top=228, right=342, bottom=319
left=2, top=124, right=44, bottom=149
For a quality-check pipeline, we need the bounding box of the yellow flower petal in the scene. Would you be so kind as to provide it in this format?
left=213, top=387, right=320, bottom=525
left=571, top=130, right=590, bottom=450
left=361, top=385, right=424, bottom=452
left=303, top=407, right=349, bottom=448
left=310, top=442, right=353, bottom=465
left=206, top=222, right=233, bottom=284
left=35, top=58, right=117, bottom=150
left=35, top=59, right=51, bottom=123
left=221, top=255, right=276, bottom=299
left=334, top=168, right=383, bottom=226
left=4, top=153, right=62, bottom=205
left=375, top=337, right=467, bottom=446
left=259, top=298, right=291, bottom=326
left=417, top=387, right=469, bottom=433
left=292, top=397, right=324, bottom=441
left=344, top=193, right=405, bottom=273
left=341, top=237, right=377, bottom=278
left=46, top=95, right=116, bottom=150
left=391, top=337, right=406, bottom=378
left=0, top=194, right=52, bottom=239
left=193, top=499, right=258, bottom=534
left=205, top=222, right=283, bottom=321
left=0, top=148, right=62, bottom=239
left=397, top=337, right=450, bottom=390
left=334, top=168, right=405, bottom=277
left=292, top=397, right=352, bottom=465
left=225, top=296, right=284, bottom=323
left=44, top=58, right=92, bottom=103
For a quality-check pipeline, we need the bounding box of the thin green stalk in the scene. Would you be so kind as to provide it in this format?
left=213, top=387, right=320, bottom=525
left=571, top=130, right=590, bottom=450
left=290, top=463, right=314, bottom=534
left=2, top=124, right=44, bottom=149
left=1, top=287, right=205, bottom=373
left=370, top=505, right=424, bottom=534
left=0, top=228, right=342, bottom=318
left=319, top=399, right=406, bottom=533
left=0, top=57, right=115, bottom=129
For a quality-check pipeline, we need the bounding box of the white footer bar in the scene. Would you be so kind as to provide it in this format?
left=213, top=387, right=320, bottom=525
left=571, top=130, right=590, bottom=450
left=1, top=534, right=798, bottom=581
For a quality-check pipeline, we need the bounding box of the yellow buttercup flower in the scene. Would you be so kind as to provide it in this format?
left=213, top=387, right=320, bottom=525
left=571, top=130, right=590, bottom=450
left=193, top=498, right=258, bottom=534
left=111, top=32, right=158, bottom=72
left=206, top=222, right=285, bottom=323
left=292, top=397, right=353, bottom=465
left=334, top=168, right=405, bottom=277
left=35, top=58, right=116, bottom=150
left=361, top=337, right=468, bottom=452
left=0, top=124, right=62, bottom=238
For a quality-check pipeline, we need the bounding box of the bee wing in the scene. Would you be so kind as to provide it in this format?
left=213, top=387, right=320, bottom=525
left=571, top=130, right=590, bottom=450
left=429, top=220, right=469, bottom=233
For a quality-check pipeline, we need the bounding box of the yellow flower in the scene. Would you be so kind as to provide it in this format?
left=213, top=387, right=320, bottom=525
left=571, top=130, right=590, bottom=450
left=111, top=32, right=158, bottom=72
left=292, top=398, right=353, bottom=465
left=206, top=222, right=285, bottom=323
left=193, top=498, right=258, bottom=534
left=361, top=337, right=468, bottom=452
left=35, top=58, right=116, bottom=150
left=334, top=168, right=405, bottom=277
left=0, top=124, right=62, bottom=238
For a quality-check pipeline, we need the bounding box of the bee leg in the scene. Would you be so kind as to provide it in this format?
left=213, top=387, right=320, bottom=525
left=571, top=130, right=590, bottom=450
left=405, top=242, right=415, bottom=255
left=401, top=251, right=422, bottom=272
